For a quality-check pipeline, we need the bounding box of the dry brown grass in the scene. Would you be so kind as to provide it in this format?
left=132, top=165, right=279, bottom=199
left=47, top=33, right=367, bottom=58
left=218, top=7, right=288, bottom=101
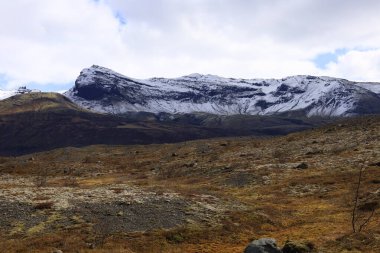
left=0, top=116, right=379, bottom=252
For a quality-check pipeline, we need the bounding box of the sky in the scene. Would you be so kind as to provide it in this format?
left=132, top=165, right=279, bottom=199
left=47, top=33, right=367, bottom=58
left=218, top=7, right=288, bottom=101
left=1, top=0, right=380, bottom=91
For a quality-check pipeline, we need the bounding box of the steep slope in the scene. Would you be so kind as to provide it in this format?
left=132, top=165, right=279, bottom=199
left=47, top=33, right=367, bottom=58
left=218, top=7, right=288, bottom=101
left=65, top=65, right=380, bottom=117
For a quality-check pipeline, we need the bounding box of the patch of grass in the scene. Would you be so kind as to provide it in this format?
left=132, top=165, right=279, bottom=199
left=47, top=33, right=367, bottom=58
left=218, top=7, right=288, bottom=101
left=27, top=222, right=46, bottom=235
left=10, top=222, right=25, bottom=236
left=166, top=233, right=185, bottom=244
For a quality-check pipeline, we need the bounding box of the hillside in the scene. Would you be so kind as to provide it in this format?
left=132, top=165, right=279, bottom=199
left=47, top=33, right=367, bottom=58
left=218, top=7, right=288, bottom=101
left=0, top=116, right=378, bottom=252
left=0, top=92, right=333, bottom=155
left=0, top=92, right=83, bottom=114
left=0, top=93, right=217, bottom=155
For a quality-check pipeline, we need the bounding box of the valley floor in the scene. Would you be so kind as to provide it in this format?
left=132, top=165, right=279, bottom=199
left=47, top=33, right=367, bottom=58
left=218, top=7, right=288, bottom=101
left=0, top=116, right=379, bottom=253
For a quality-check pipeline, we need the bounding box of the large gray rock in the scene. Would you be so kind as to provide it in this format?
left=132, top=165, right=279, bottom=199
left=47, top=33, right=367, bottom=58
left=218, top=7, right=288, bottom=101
left=244, top=238, right=282, bottom=253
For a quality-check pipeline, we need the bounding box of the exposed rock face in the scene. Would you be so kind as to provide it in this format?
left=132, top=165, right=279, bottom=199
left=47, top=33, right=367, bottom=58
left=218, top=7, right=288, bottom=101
left=244, top=238, right=282, bottom=253
left=65, top=65, right=380, bottom=117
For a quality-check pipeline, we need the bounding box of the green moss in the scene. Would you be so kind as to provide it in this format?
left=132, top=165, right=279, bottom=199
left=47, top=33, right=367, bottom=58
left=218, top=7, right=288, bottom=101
left=27, top=211, right=63, bottom=235
left=10, top=222, right=25, bottom=235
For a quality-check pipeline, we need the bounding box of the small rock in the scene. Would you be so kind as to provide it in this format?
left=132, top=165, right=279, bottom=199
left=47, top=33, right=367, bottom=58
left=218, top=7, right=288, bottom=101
left=369, top=161, right=380, bottom=167
left=296, top=162, right=308, bottom=170
left=244, top=238, right=281, bottom=253
left=52, top=250, right=63, bottom=253
left=184, top=162, right=197, bottom=167
left=282, top=240, right=315, bottom=253
left=171, top=153, right=178, bottom=157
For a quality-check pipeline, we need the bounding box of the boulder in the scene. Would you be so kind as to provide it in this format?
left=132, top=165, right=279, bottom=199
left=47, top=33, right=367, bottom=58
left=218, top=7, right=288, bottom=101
left=282, top=240, right=315, bottom=253
left=244, top=238, right=282, bottom=253
left=296, top=162, right=308, bottom=170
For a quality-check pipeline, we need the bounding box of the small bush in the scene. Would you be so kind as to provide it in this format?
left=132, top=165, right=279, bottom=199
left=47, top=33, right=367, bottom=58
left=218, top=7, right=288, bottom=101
left=166, top=233, right=184, bottom=244
left=34, top=202, right=54, bottom=210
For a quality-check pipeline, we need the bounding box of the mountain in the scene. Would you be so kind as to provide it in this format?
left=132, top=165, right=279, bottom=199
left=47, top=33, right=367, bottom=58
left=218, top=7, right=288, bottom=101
left=64, top=65, right=380, bottom=117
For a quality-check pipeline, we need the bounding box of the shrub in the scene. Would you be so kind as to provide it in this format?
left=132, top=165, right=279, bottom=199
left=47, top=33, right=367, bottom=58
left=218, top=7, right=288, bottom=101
left=34, top=202, right=54, bottom=210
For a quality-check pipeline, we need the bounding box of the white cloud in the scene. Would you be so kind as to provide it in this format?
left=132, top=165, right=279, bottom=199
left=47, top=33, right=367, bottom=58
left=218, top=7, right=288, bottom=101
left=100, top=0, right=380, bottom=80
left=324, top=49, right=380, bottom=81
left=0, top=0, right=128, bottom=89
left=1, top=0, right=380, bottom=90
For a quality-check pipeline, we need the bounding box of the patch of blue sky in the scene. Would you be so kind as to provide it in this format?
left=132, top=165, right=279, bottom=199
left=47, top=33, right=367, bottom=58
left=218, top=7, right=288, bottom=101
left=115, top=11, right=127, bottom=25
left=92, top=0, right=127, bottom=26
left=27, top=82, right=73, bottom=93
left=0, top=73, right=10, bottom=89
left=313, top=48, right=348, bottom=69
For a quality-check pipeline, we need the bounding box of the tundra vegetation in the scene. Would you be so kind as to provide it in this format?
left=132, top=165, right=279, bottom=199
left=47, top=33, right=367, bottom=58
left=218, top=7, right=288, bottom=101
left=0, top=116, right=379, bottom=252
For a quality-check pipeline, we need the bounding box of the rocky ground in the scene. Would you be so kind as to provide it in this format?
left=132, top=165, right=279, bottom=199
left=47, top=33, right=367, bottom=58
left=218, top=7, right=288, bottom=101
left=0, top=116, right=379, bottom=252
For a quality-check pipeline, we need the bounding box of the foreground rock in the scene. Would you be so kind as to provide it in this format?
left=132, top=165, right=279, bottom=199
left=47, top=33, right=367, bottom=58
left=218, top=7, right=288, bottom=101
left=282, top=240, right=315, bottom=253
left=244, top=238, right=282, bottom=253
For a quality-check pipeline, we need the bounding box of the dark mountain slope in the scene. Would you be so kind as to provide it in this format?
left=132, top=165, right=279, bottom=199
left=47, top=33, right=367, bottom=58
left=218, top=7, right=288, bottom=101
left=0, top=93, right=334, bottom=156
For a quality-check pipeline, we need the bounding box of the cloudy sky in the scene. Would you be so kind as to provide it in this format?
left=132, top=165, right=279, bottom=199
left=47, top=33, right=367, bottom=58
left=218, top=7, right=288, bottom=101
left=1, top=0, right=380, bottom=91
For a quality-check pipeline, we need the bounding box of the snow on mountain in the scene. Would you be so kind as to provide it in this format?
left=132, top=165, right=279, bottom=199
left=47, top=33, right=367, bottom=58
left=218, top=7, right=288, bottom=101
left=0, top=86, right=40, bottom=100
left=64, top=65, right=380, bottom=117
left=0, top=90, right=16, bottom=100
left=355, top=82, right=380, bottom=94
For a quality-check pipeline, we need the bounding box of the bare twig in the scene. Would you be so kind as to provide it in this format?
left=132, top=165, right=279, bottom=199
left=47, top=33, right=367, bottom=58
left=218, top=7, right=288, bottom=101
left=351, top=161, right=376, bottom=233
left=358, top=208, right=375, bottom=232
left=351, top=163, right=364, bottom=233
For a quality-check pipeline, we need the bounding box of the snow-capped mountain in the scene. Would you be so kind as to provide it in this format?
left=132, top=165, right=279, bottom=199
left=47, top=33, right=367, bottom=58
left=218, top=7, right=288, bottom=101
left=64, top=65, right=380, bottom=117
left=0, top=86, right=40, bottom=100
